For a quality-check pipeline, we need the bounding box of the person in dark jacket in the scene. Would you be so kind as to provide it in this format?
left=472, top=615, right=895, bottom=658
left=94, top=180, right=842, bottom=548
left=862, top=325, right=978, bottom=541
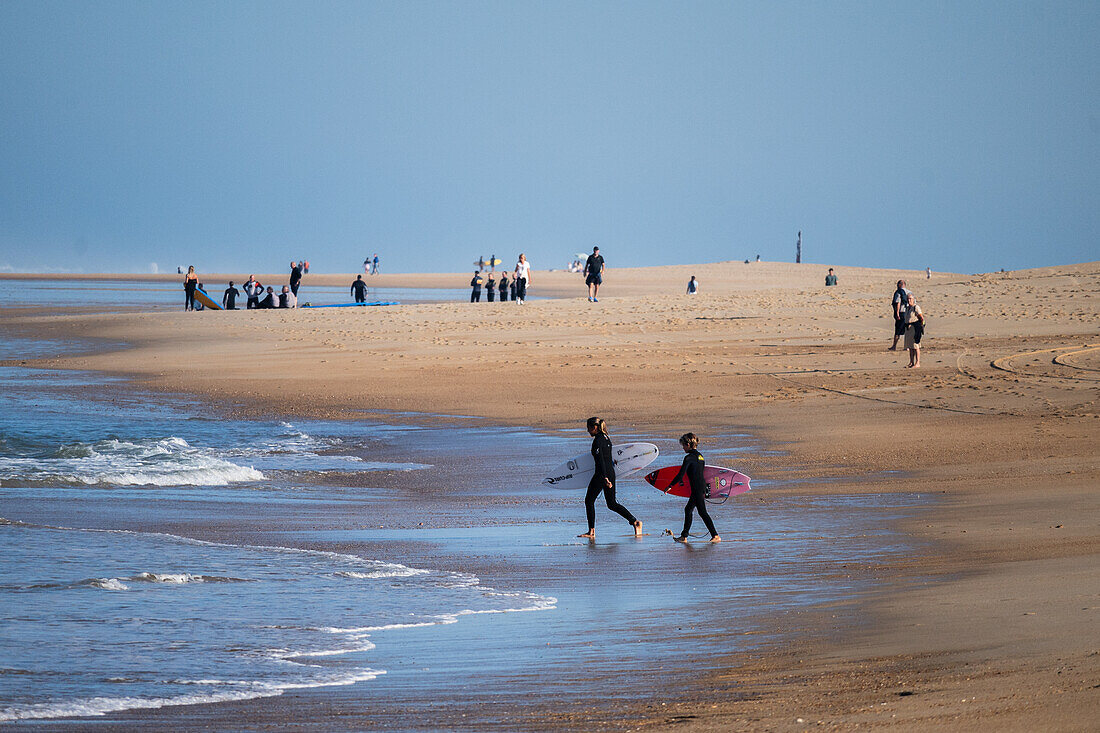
left=470, top=271, right=483, bottom=302
left=498, top=273, right=509, bottom=301
left=578, top=417, right=642, bottom=539
left=668, top=432, right=720, bottom=542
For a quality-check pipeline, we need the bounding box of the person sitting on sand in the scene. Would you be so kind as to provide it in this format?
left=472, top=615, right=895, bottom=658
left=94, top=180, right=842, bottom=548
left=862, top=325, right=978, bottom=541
left=902, top=293, right=924, bottom=368
left=257, top=286, right=275, bottom=309
left=578, top=417, right=643, bottom=540
left=669, top=432, right=721, bottom=543
left=222, top=281, right=240, bottom=310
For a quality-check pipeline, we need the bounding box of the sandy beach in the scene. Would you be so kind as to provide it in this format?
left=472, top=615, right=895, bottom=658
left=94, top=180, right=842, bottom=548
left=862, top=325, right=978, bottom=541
left=2, top=260, right=1097, bottom=730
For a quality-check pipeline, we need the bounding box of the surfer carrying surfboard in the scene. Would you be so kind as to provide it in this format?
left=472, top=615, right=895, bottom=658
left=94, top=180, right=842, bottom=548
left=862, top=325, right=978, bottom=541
left=578, top=417, right=643, bottom=539
left=669, top=433, right=721, bottom=543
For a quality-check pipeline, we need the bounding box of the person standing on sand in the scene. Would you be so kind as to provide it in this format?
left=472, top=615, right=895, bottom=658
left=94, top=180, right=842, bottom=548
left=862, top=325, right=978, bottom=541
left=890, top=280, right=912, bottom=351
left=578, top=417, right=643, bottom=539
left=902, top=293, right=924, bottom=368
left=470, top=271, right=483, bottom=302
left=668, top=432, right=720, bottom=543
left=514, top=253, right=531, bottom=304
left=825, top=268, right=837, bottom=286
left=222, top=281, right=240, bottom=310
left=486, top=273, right=496, bottom=302
left=687, top=275, right=699, bottom=294
left=183, top=266, right=198, bottom=311
left=584, top=246, right=605, bottom=302
left=372, top=254, right=379, bottom=275
left=351, top=275, right=368, bottom=303
left=926, top=267, right=932, bottom=279
left=289, top=261, right=302, bottom=298
left=243, top=275, right=260, bottom=309
left=498, top=273, right=509, bottom=301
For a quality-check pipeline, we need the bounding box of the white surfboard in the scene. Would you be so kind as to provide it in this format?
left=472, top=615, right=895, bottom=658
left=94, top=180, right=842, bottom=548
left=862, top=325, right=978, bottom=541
left=542, top=442, right=659, bottom=489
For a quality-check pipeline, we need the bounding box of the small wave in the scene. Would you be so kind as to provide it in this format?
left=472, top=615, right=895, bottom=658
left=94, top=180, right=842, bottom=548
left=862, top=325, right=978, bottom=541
left=334, top=567, right=429, bottom=580
left=85, top=578, right=129, bottom=591
left=0, top=436, right=265, bottom=487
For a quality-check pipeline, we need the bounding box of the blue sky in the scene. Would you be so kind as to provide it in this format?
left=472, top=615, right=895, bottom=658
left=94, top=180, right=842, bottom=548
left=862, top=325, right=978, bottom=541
left=1, top=1, right=1096, bottom=274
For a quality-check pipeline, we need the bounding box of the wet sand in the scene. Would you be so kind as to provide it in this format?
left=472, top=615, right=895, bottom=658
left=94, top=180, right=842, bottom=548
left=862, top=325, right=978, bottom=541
left=2, top=260, right=1098, bottom=729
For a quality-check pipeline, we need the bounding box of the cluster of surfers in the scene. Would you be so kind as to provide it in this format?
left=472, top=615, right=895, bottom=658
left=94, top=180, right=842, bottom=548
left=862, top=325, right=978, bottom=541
left=580, top=417, right=721, bottom=543
left=468, top=253, right=532, bottom=303
left=182, top=262, right=306, bottom=310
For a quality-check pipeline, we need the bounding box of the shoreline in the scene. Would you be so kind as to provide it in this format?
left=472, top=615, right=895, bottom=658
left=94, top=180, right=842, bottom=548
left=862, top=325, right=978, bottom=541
left=3, top=261, right=1097, bottom=729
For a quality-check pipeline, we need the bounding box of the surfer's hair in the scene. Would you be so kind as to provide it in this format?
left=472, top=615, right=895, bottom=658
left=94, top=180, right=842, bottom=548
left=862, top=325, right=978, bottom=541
left=587, top=417, right=609, bottom=436
left=679, top=432, right=699, bottom=450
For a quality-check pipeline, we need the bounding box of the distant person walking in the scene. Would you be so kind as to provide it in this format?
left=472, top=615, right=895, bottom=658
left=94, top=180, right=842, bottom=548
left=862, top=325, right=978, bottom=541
left=364, top=258, right=371, bottom=275
left=926, top=267, right=932, bottom=279
left=289, top=261, right=302, bottom=298
left=669, top=433, right=720, bottom=543
left=584, top=246, right=605, bottom=302
left=514, top=253, right=531, bottom=304
left=498, top=273, right=509, bottom=301
left=470, top=271, right=484, bottom=302
left=577, top=417, right=643, bottom=539
left=686, top=275, right=699, bottom=294
left=825, top=268, right=838, bottom=286
left=902, top=293, right=924, bottom=368
left=890, top=280, right=912, bottom=351
left=222, top=281, right=240, bottom=310
left=183, top=266, right=198, bottom=311
left=372, top=254, right=379, bottom=275
left=486, top=273, right=496, bottom=302
left=351, top=275, right=368, bottom=303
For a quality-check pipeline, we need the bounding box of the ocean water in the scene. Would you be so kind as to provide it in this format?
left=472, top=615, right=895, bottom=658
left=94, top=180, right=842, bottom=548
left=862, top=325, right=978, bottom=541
left=0, top=365, right=557, bottom=722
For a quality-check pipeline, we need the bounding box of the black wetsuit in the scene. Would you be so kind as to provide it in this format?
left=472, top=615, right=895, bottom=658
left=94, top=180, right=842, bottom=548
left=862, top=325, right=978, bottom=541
left=498, top=278, right=508, bottom=301
left=222, top=287, right=239, bottom=310
left=258, top=293, right=275, bottom=309
left=290, top=265, right=302, bottom=296
left=486, top=280, right=495, bottom=301
left=351, top=279, right=367, bottom=303
left=670, top=449, right=718, bottom=538
left=184, top=278, right=197, bottom=311
left=585, top=433, right=638, bottom=530
left=470, top=275, right=482, bottom=302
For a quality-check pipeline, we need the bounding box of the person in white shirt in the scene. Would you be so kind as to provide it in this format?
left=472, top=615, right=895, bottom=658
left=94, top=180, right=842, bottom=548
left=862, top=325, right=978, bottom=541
left=687, top=275, right=699, bottom=294
left=514, top=253, right=531, bottom=304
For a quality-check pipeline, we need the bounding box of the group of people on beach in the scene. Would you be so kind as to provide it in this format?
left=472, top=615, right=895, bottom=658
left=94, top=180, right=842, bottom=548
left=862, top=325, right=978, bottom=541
left=469, top=253, right=531, bottom=303
left=183, top=261, right=306, bottom=311
left=579, top=417, right=721, bottom=543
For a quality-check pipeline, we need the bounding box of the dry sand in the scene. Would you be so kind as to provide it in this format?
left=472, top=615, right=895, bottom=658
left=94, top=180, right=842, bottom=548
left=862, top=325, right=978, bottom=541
left=3, top=260, right=1098, bottom=729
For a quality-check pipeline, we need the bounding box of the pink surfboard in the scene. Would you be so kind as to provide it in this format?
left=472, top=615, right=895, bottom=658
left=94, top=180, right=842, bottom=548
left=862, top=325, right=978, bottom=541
left=644, top=464, right=751, bottom=500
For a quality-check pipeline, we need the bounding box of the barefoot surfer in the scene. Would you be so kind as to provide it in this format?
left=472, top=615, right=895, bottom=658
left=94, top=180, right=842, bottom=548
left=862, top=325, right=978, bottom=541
left=578, top=417, right=643, bottom=539
left=669, top=433, right=721, bottom=543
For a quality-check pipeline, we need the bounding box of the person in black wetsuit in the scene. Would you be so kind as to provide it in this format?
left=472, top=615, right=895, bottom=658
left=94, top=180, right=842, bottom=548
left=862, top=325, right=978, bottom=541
left=257, top=286, right=276, bottom=309
left=351, top=275, right=368, bottom=303
left=578, top=417, right=643, bottom=539
left=669, top=432, right=721, bottom=543
left=289, top=261, right=302, bottom=297
left=222, top=281, right=240, bottom=310
left=498, top=273, right=509, bottom=302
left=470, top=271, right=483, bottom=302
left=486, top=273, right=496, bottom=302
left=183, top=266, right=198, bottom=311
